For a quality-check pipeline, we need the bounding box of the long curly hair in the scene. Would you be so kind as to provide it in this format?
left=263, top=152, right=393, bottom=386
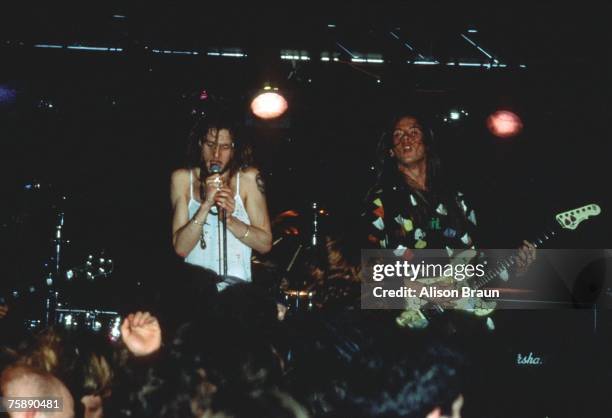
left=185, top=105, right=254, bottom=198
left=366, top=111, right=464, bottom=247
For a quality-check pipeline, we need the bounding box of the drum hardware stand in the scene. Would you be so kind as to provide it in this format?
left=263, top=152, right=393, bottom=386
left=210, top=165, right=228, bottom=282
left=282, top=202, right=321, bottom=310
left=311, top=202, right=319, bottom=247
left=44, top=208, right=69, bottom=326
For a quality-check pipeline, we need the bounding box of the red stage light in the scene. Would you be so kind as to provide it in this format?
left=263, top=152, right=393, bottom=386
left=487, top=110, right=523, bottom=138
left=250, top=92, right=288, bottom=119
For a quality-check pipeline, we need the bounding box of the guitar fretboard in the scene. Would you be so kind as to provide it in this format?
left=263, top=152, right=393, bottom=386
left=467, top=227, right=559, bottom=289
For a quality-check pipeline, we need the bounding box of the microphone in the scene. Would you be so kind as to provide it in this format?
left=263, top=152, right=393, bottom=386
left=210, top=163, right=223, bottom=204
left=210, top=163, right=225, bottom=216
left=210, top=163, right=223, bottom=207
left=210, top=163, right=221, bottom=174
left=210, top=163, right=223, bottom=197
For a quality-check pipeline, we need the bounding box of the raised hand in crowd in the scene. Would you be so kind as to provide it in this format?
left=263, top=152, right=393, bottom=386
left=120, top=311, right=162, bottom=357
left=0, top=304, right=8, bottom=319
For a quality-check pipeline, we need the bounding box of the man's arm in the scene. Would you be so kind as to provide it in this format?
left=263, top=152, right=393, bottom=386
left=171, top=169, right=214, bottom=257
left=226, top=168, right=272, bottom=254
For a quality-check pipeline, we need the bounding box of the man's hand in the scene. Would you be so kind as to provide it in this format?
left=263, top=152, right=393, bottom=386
left=0, top=305, right=8, bottom=319
left=81, top=394, right=103, bottom=418
left=120, top=311, right=162, bottom=357
left=428, top=281, right=462, bottom=306
left=214, top=186, right=236, bottom=214
left=405, top=279, right=460, bottom=305
left=516, top=240, right=536, bottom=276
left=0, top=304, right=8, bottom=319
left=276, top=303, right=287, bottom=321
left=203, top=173, right=225, bottom=206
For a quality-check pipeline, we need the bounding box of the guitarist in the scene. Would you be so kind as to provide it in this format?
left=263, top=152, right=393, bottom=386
left=362, top=111, right=536, bottom=299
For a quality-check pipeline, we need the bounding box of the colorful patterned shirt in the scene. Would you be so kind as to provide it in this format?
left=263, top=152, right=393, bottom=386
left=363, top=185, right=478, bottom=256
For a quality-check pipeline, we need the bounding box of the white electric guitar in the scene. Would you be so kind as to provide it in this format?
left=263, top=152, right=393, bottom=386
left=396, top=203, right=602, bottom=329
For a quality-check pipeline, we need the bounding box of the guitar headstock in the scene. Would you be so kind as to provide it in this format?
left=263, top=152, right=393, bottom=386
left=556, top=204, right=601, bottom=230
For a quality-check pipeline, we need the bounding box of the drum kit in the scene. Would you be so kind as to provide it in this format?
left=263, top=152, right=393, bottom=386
left=2, top=179, right=343, bottom=333
left=253, top=202, right=333, bottom=316
left=0, top=181, right=121, bottom=340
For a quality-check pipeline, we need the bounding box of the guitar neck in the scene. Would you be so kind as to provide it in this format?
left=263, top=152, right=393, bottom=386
left=468, top=226, right=560, bottom=290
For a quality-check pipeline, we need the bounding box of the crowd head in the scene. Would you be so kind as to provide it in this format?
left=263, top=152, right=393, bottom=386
left=1, top=277, right=470, bottom=418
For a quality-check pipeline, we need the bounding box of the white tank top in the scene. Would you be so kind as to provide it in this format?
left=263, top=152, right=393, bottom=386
left=185, top=169, right=252, bottom=290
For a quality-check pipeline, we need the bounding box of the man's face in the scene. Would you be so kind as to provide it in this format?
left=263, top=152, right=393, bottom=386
left=391, top=116, right=426, bottom=167
left=201, top=128, right=234, bottom=173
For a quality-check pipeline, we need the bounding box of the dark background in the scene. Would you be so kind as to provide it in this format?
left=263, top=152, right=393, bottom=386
left=0, top=1, right=610, bottom=306
left=1, top=3, right=611, bottom=416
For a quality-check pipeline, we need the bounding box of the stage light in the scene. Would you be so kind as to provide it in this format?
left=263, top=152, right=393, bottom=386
left=413, top=60, right=439, bottom=65
left=66, top=45, right=123, bottom=52
left=487, top=110, right=523, bottom=138
left=250, top=88, right=288, bottom=120
left=34, top=44, right=63, bottom=49
left=445, top=109, right=467, bottom=123
left=0, top=85, right=17, bottom=105
left=37, top=98, right=54, bottom=110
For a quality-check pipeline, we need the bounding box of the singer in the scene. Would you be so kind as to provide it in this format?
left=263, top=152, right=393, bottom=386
left=171, top=108, right=272, bottom=290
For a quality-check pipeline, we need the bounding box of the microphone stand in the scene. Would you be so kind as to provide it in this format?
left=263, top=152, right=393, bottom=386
left=211, top=169, right=228, bottom=283
left=222, top=209, right=228, bottom=280
left=46, top=207, right=67, bottom=326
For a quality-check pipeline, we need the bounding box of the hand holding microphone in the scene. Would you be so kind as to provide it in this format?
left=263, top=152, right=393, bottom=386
left=209, top=164, right=231, bottom=279
left=202, top=163, right=223, bottom=206
left=206, top=163, right=235, bottom=215
left=210, top=163, right=223, bottom=187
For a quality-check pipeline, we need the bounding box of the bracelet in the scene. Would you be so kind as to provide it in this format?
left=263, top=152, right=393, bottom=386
left=191, top=218, right=206, bottom=248
left=240, top=225, right=250, bottom=239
